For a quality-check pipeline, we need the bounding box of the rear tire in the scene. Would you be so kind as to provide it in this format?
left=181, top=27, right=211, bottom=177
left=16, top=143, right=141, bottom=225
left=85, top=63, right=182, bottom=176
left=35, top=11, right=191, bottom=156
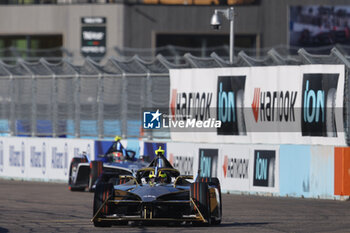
left=93, top=182, right=113, bottom=227
left=190, top=182, right=211, bottom=226
left=89, top=161, right=103, bottom=192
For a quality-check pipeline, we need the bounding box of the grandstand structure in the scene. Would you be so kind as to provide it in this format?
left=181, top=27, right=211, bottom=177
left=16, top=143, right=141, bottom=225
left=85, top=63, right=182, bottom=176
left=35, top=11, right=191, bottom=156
left=0, top=46, right=349, bottom=145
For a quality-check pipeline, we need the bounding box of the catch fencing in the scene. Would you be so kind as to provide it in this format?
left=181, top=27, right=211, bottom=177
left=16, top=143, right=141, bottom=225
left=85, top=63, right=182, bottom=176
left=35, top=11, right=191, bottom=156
left=1, top=47, right=350, bottom=144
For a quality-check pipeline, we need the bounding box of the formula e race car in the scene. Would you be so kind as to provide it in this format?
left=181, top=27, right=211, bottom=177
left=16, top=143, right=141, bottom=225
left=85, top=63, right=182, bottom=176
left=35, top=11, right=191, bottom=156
left=68, top=137, right=148, bottom=192
left=91, top=147, right=222, bottom=227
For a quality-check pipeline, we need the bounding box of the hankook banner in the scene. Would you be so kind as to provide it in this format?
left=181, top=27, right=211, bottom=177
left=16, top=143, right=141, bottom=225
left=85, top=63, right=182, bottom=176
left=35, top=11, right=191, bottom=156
left=169, top=65, right=345, bottom=145
left=167, top=142, right=197, bottom=176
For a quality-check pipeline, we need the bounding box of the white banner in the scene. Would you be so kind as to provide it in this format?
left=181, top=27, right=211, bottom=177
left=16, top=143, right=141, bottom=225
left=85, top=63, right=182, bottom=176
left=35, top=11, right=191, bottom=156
left=167, top=142, right=197, bottom=176
left=219, top=145, right=251, bottom=192
left=169, top=65, right=345, bottom=145
left=0, top=137, right=94, bottom=182
left=2, top=138, right=27, bottom=179
left=219, top=144, right=280, bottom=193
left=165, top=142, right=280, bottom=194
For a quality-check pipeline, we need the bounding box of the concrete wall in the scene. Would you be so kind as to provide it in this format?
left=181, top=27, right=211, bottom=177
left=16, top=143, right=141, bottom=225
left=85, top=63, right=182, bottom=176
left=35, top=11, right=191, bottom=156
left=280, top=145, right=335, bottom=199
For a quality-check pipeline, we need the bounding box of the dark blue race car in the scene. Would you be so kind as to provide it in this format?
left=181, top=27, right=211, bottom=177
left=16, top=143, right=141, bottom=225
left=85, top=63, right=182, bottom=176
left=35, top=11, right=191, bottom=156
left=68, top=137, right=148, bottom=192
left=91, top=147, right=222, bottom=227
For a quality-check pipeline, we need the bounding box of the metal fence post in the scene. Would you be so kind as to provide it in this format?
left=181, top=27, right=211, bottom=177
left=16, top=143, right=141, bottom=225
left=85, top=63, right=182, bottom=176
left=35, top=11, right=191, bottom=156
left=331, top=48, right=350, bottom=144
left=97, top=73, right=104, bottom=139
left=146, top=72, right=152, bottom=140
left=74, top=73, right=80, bottom=138
left=51, top=74, right=57, bottom=137
left=9, top=75, right=15, bottom=136
left=31, top=74, right=37, bottom=137
left=121, top=73, right=127, bottom=138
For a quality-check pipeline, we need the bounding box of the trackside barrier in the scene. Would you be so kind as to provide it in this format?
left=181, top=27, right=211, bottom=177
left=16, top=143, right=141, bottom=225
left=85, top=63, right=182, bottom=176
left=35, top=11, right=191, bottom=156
left=167, top=142, right=280, bottom=195
left=280, top=145, right=334, bottom=199
left=166, top=142, right=349, bottom=199
left=0, top=136, right=349, bottom=200
left=0, top=137, right=142, bottom=182
left=279, top=145, right=311, bottom=197
left=0, top=137, right=94, bottom=182
left=334, top=147, right=350, bottom=195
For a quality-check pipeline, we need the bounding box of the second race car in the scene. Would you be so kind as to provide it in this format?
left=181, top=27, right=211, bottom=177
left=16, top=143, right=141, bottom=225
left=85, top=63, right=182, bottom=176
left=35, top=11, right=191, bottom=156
left=68, top=136, right=148, bottom=192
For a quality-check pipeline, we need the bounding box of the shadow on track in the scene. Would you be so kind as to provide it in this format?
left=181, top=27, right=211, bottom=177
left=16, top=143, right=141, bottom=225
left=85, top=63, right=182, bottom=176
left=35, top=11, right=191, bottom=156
left=220, top=222, right=270, bottom=227
left=123, top=221, right=270, bottom=228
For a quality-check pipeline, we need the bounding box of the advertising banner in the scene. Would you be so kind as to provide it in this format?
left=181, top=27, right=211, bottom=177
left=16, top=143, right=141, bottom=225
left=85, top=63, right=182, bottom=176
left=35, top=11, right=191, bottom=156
left=250, top=145, right=279, bottom=193
left=168, top=143, right=279, bottom=194
left=169, top=65, right=345, bottom=145
left=46, top=139, right=69, bottom=180
left=4, top=138, right=27, bottom=179
left=167, top=142, right=196, bottom=175
left=245, top=66, right=301, bottom=144
left=198, top=148, right=219, bottom=178
left=300, top=65, right=345, bottom=145
left=27, top=138, right=48, bottom=180
left=0, top=137, right=94, bottom=182
left=217, top=75, right=247, bottom=136
left=219, top=145, right=251, bottom=192
left=169, top=67, right=250, bottom=143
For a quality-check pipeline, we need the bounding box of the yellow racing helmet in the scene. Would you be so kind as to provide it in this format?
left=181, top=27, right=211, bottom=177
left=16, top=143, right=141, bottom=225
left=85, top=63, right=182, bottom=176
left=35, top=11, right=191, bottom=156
left=158, top=170, right=167, bottom=178
left=114, top=136, right=122, bottom=141
left=149, top=170, right=155, bottom=179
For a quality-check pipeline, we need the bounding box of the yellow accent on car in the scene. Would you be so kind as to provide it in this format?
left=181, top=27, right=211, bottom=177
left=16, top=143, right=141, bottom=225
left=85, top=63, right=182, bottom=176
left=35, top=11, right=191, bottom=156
left=149, top=170, right=155, bottom=178
left=155, top=146, right=164, bottom=155
left=158, top=171, right=167, bottom=178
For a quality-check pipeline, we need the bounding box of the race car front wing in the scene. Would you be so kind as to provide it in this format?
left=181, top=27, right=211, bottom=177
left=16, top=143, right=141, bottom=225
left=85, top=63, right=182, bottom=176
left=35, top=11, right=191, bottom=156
left=91, top=194, right=207, bottom=223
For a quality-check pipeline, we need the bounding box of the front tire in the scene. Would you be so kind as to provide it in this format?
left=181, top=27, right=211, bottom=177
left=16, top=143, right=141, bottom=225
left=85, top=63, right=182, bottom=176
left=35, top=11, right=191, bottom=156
left=197, top=177, right=222, bottom=225
left=190, top=182, right=211, bottom=226
left=93, top=182, right=113, bottom=227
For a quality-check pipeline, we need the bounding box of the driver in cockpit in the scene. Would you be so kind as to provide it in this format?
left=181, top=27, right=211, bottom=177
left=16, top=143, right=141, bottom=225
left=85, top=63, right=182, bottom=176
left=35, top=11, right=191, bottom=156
left=148, top=170, right=169, bottom=184
left=149, top=170, right=156, bottom=185
left=107, top=136, right=129, bottom=162
left=158, top=171, right=168, bottom=183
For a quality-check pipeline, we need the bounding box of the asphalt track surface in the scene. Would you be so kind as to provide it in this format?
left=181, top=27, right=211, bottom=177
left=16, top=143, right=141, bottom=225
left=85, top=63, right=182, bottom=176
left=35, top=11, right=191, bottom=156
left=1, top=179, right=350, bottom=233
